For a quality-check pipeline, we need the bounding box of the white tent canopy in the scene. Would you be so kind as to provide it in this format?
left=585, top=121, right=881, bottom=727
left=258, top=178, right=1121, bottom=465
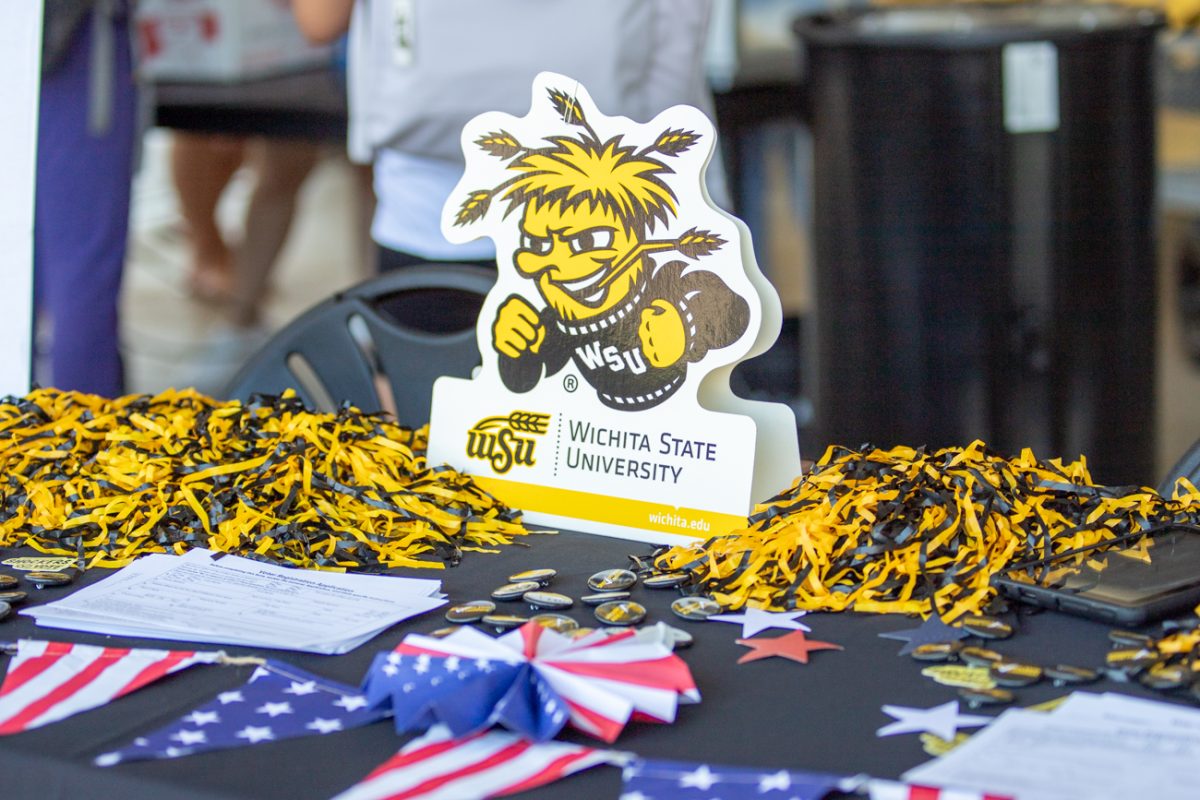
left=0, top=3, right=42, bottom=396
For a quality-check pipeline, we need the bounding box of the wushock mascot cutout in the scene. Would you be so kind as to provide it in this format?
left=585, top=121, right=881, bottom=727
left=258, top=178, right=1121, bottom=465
left=428, top=73, right=800, bottom=544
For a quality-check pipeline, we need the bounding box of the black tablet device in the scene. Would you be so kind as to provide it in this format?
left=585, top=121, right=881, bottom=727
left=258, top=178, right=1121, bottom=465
left=991, top=525, right=1200, bottom=626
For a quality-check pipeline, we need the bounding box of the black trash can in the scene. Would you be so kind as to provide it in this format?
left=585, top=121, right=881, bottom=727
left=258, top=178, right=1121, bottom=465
left=795, top=4, right=1163, bottom=486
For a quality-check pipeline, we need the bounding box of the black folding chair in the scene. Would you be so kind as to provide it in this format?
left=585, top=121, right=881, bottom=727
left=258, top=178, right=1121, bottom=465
left=222, top=264, right=495, bottom=426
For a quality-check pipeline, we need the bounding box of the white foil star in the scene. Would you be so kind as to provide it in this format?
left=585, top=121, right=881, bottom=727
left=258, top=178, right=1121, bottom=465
left=709, top=607, right=811, bottom=637
left=876, top=700, right=992, bottom=740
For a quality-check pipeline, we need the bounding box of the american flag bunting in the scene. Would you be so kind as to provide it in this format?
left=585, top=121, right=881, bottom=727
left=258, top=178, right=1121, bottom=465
left=333, top=724, right=627, bottom=800
left=0, top=639, right=220, bottom=735
left=95, top=660, right=389, bottom=765
left=619, top=757, right=848, bottom=800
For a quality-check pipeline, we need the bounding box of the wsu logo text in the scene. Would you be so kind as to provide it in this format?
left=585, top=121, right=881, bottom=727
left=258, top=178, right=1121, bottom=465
left=465, top=411, right=550, bottom=474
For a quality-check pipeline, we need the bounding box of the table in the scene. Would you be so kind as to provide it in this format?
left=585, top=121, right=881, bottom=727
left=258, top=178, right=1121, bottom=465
left=0, top=531, right=1180, bottom=799
left=153, top=68, right=348, bottom=141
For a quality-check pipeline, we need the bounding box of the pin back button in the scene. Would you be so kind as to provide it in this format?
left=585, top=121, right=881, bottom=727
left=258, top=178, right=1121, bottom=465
left=481, top=613, right=528, bottom=631
left=1105, top=647, right=1160, bottom=674
left=508, top=568, right=557, bottom=586
left=23, top=570, right=76, bottom=588
left=1045, top=664, right=1100, bottom=686
left=661, top=624, right=694, bottom=649
left=910, top=642, right=963, bottom=662
left=1140, top=663, right=1191, bottom=691
left=670, top=596, right=722, bottom=621
left=1163, top=616, right=1200, bottom=633
left=0, top=601, right=10, bottom=622
left=445, top=601, right=497, bottom=623
left=0, top=590, right=28, bottom=605
left=581, top=591, right=631, bottom=606
left=960, top=614, right=1013, bottom=640
left=1107, top=629, right=1155, bottom=648
left=642, top=572, right=690, bottom=590
left=959, top=646, right=1004, bottom=667
left=524, top=591, right=573, bottom=611
left=959, top=686, right=1014, bottom=708
left=594, top=600, right=647, bottom=627
left=530, top=613, right=579, bottom=633
left=587, top=569, right=637, bottom=592
left=491, top=581, right=541, bottom=601
left=0, top=575, right=18, bottom=589
left=627, top=555, right=654, bottom=574
left=988, top=660, right=1043, bottom=687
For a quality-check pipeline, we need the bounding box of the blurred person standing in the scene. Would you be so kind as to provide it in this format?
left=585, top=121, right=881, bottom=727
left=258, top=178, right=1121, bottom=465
left=170, top=131, right=322, bottom=328
left=291, top=0, right=720, bottom=274
left=35, top=0, right=139, bottom=397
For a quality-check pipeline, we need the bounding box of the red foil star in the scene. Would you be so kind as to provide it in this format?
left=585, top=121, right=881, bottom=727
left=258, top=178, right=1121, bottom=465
left=736, top=630, right=843, bottom=665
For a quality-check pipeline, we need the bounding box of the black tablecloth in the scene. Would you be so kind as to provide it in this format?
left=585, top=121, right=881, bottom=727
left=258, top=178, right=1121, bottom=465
left=0, top=531, right=1179, bottom=799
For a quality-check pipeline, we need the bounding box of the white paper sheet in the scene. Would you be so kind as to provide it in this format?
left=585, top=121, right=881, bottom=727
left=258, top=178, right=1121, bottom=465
left=903, top=692, right=1200, bottom=800
left=23, top=550, right=445, bottom=655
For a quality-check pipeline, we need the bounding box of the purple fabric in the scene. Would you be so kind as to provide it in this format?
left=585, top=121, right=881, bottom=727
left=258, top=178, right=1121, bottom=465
left=34, top=12, right=137, bottom=397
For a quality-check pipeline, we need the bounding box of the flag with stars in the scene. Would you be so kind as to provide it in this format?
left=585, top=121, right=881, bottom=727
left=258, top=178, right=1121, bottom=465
left=620, top=758, right=849, bottom=800
left=362, top=622, right=699, bottom=744
left=94, top=660, right=388, bottom=766
left=0, top=640, right=221, bottom=735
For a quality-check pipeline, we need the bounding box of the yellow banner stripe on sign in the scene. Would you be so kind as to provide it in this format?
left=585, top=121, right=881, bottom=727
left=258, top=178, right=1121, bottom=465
left=473, top=476, right=746, bottom=539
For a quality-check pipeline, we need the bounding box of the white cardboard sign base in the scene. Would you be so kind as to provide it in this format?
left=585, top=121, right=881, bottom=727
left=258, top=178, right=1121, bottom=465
left=431, top=377, right=756, bottom=544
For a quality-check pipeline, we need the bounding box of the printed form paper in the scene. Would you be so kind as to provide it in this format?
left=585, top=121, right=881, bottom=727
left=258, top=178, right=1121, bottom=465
left=23, top=550, right=445, bottom=655
left=904, top=691, right=1200, bottom=800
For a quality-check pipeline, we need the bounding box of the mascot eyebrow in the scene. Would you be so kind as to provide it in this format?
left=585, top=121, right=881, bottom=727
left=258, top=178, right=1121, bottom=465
left=454, top=87, right=725, bottom=278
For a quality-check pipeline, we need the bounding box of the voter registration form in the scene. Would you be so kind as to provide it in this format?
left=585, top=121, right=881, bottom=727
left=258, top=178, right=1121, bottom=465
left=22, top=550, right=446, bottom=654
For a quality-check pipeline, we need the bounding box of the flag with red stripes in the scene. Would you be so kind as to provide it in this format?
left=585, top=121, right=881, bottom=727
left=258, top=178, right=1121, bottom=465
left=866, top=779, right=1014, bottom=800
left=332, top=724, right=626, bottom=800
left=0, top=639, right=220, bottom=734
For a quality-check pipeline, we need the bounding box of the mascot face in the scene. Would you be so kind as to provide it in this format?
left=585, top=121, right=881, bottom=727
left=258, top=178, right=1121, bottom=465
left=514, top=199, right=641, bottom=321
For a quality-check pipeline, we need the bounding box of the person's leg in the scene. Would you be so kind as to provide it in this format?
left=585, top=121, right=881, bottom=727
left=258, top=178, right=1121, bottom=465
left=171, top=131, right=244, bottom=300
left=352, top=161, right=377, bottom=280
left=229, top=137, right=322, bottom=327
left=33, top=14, right=137, bottom=397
